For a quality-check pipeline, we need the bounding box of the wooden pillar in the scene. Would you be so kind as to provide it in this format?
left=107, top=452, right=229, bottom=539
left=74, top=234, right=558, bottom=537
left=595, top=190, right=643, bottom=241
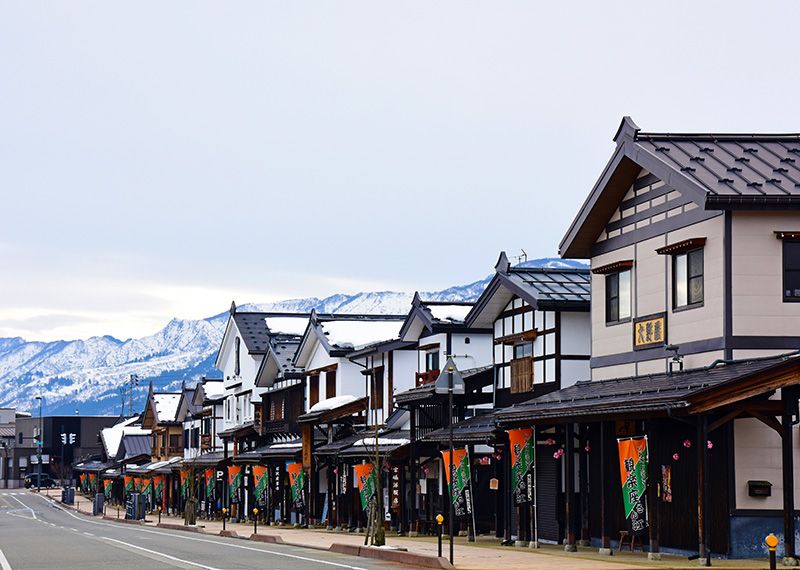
left=564, top=422, right=577, bottom=552
left=503, top=440, right=512, bottom=543
left=783, top=387, right=797, bottom=562
left=697, top=415, right=710, bottom=566
left=408, top=409, right=417, bottom=534
left=646, top=420, right=660, bottom=558
left=599, top=421, right=611, bottom=553
left=579, top=424, right=590, bottom=546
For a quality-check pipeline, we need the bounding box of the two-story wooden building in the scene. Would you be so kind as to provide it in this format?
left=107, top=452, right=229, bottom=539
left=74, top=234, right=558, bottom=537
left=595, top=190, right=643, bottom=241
left=497, top=118, right=800, bottom=561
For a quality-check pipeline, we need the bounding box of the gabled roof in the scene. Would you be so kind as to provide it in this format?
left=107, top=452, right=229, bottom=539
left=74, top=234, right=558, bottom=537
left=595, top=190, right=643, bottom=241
left=116, top=433, right=152, bottom=462
left=560, top=117, right=800, bottom=258
left=213, top=302, right=275, bottom=368
left=192, top=377, right=225, bottom=406
left=176, top=385, right=202, bottom=421
left=394, top=366, right=493, bottom=405
left=466, top=252, right=590, bottom=328
left=100, top=417, right=150, bottom=460
left=293, top=311, right=406, bottom=368
left=399, top=293, right=479, bottom=342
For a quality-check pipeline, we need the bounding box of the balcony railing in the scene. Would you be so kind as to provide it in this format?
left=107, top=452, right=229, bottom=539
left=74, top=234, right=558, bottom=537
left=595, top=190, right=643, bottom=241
left=415, top=369, right=439, bottom=387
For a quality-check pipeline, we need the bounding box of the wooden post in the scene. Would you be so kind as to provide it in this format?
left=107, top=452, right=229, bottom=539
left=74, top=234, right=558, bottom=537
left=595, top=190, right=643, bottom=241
left=599, top=421, right=611, bottom=553
left=697, top=415, right=710, bottom=566
left=646, top=420, right=660, bottom=559
left=409, top=409, right=417, bottom=535
left=564, top=422, right=577, bottom=552
left=579, top=424, right=590, bottom=546
left=503, top=440, right=512, bottom=544
left=782, top=387, right=797, bottom=562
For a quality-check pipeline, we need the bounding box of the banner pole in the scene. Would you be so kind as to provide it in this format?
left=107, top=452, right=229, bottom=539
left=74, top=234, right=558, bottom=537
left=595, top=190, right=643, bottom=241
left=468, top=446, right=477, bottom=542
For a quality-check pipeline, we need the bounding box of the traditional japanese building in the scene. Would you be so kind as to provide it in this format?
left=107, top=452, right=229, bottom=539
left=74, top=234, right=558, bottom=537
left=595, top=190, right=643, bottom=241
left=499, top=117, right=800, bottom=561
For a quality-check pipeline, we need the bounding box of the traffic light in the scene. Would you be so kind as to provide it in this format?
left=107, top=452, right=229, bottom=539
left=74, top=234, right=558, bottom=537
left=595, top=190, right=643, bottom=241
left=61, top=433, right=67, bottom=445
left=69, top=433, right=76, bottom=444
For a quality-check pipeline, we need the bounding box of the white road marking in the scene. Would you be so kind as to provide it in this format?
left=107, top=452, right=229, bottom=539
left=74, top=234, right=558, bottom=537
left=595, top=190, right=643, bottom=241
left=35, top=495, right=369, bottom=570
left=100, top=537, right=223, bottom=570
left=8, top=496, right=36, bottom=520
left=0, top=548, right=12, bottom=570
left=83, top=532, right=94, bottom=536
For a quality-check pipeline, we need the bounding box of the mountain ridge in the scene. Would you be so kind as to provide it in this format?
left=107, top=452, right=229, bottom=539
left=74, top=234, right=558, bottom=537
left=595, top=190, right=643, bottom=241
left=0, top=257, right=586, bottom=415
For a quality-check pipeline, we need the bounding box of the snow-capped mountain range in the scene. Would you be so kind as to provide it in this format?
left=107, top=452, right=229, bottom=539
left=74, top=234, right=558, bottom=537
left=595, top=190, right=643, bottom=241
left=0, top=258, right=585, bottom=416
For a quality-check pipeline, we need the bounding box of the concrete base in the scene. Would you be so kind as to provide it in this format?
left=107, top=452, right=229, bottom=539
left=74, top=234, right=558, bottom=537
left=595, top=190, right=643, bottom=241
left=648, top=552, right=662, bottom=561
left=564, top=544, right=578, bottom=552
left=783, top=557, right=799, bottom=567
left=528, top=541, right=540, bottom=549
left=408, top=531, right=419, bottom=537
left=577, top=539, right=590, bottom=547
left=598, top=548, right=612, bottom=556
left=514, top=540, right=527, bottom=548
left=458, top=530, right=468, bottom=537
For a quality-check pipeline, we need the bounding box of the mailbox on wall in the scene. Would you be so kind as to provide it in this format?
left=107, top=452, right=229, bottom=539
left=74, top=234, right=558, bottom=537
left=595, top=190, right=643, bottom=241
left=747, top=480, right=772, bottom=497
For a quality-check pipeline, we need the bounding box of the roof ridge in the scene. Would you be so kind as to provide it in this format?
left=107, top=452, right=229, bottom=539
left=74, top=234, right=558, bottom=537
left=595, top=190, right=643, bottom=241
left=638, top=132, right=800, bottom=141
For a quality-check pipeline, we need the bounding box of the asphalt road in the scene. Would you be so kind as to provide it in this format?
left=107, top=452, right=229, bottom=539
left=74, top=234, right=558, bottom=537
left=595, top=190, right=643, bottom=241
left=0, top=491, right=403, bottom=570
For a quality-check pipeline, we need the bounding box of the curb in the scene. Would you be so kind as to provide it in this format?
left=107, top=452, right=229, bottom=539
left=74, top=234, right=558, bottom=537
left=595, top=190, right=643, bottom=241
left=102, top=515, right=144, bottom=525
left=157, top=523, right=205, bottom=533
left=219, top=530, right=239, bottom=538
left=249, top=533, right=285, bottom=544
left=330, top=543, right=455, bottom=569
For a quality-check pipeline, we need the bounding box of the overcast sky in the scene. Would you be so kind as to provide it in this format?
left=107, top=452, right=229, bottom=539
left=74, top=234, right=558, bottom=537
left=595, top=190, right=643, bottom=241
left=2, top=2, right=798, bottom=342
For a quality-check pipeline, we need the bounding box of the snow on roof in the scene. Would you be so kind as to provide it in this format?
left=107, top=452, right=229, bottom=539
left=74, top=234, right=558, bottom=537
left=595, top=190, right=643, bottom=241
left=428, top=304, right=472, bottom=323
left=270, top=442, right=303, bottom=449
left=202, top=380, right=225, bottom=400
left=320, top=320, right=403, bottom=351
left=351, top=437, right=411, bottom=447
left=154, top=393, right=181, bottom=423
left=101, top=418, right=150, bottom=459
left=308, top=394, right=359, bottom=413
left=265, top=316, right=309, bottom=336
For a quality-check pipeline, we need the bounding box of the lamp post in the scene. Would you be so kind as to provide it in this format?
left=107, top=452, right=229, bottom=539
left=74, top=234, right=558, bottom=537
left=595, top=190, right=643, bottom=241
left=447, top=363, right=454, bottom=566
left=35, top=396, right=43, bottom=494
left=222, top=507, right=227, bottom=531
left=253, top=507, right=259, bottom=534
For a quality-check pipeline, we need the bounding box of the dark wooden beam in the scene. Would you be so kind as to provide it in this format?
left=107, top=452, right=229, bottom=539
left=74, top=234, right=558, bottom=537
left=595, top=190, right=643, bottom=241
left=564, top=423, right=577, bottom=552
left=751, top=411, right=784, bottom=438
left=708, top=410, right=741, bottom=433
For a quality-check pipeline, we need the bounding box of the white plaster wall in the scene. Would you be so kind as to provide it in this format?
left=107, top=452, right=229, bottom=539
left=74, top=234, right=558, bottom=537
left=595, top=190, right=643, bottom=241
left=733, top=418, right=800, bottom=509
left=560, top=312, right=590, bottom=356
left=591, top=362, right=635, bottom=381
left=591, top=244, right=636, bottom=359
left=560, top=359, right=590, bottom=386
left=667, top=217, right=725, bottom=343
left=732, top=211, right=800, bottom=336
left=450, top=332, right=492, bottom=371
left=391, top=349, right=417, bottom=401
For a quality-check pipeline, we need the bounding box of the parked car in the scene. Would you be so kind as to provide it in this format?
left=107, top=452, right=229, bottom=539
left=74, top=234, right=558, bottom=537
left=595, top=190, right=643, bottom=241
left=23, top=473, right=57, bottom=488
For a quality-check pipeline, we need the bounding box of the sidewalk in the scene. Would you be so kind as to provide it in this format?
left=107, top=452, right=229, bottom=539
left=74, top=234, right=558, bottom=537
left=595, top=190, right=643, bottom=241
left=44, top=490, right=768, bottom=570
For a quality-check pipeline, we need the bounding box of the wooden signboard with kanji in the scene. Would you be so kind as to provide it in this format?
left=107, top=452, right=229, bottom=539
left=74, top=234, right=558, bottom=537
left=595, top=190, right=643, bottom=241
left=633, top=312, right=666, bottom=350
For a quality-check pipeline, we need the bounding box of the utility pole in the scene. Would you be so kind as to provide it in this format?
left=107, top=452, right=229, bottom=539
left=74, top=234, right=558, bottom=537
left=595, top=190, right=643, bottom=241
left=448, top=363, right=454, bottom=566
left=129, top=374, right=139, bottom=417
left=35, top=396, right=43, bottom=494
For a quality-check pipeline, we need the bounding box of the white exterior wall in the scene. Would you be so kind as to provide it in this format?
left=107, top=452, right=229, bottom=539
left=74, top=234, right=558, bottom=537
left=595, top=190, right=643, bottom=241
left=183, top=418, right=201, bottom=460
left=732, top=211, right=800, bottom=336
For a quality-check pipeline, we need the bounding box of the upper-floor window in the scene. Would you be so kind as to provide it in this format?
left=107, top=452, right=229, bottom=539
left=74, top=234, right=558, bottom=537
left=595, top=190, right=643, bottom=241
left=234, top=337, right=241, bottom=376
left=325, top=370, right=336, bottom=399
left=674, top=248, right=704, bottom=309
left=784, top=240, right=800, bottom=302
left=605, top=269, right=631, bottom=324
left=513, top=343, right=532, bottom=359
left=370, top=368, right=384, bottom=411
left=425, top=351, right=439, bottom=372
left=309, top=374, right=320, bottom=407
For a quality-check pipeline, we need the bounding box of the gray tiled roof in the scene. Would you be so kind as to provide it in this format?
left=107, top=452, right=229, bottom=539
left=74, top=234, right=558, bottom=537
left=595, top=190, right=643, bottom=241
left=505, top=267, right=591, bottom=305
left=497, top=352, right=800, bottom=422
left=636, top=133, right=800, bottom=201
left=233, top=312, right=271, bottom=353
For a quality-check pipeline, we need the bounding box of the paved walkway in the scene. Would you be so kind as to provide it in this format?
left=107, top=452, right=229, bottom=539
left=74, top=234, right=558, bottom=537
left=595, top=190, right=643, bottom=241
left=46, top=490, right=767, bottom=569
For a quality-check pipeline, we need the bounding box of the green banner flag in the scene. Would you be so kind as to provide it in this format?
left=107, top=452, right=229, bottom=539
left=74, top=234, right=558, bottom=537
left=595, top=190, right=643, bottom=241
left=507, top=428, right=535, bottom=505
left=228, top=466, right=242, bottom=501
left=354, top=464, right=377, bottom=511
left=253, top=466, right=269, bottom=503
left=103, top=479, right=113, bottom=498
left=205, top=469, right=216, bottom=499
left=142, top=478, right=153, bottom=495
left=441, top=448, right=472, bottom=517
left=617, top=436, right=649, bottom=534
left=287, top=463, right=305, bottom=509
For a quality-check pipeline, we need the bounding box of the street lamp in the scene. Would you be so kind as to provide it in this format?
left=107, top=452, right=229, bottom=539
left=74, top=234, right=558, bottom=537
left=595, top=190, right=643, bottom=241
left=35, top=396, right=43, bottom=494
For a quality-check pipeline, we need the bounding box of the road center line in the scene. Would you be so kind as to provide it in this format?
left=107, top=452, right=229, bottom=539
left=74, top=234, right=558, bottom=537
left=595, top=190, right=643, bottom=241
left=0, top=548, right=12, bottom=570
left=100, top=537, right=223, bottom=570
